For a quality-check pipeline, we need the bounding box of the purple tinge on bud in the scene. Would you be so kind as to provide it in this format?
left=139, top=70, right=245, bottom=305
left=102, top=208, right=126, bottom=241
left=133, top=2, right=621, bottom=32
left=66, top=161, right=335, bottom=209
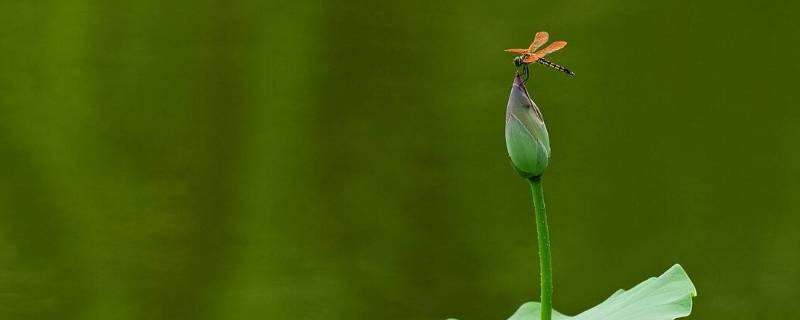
left=505, top=74, right=551, bottom=178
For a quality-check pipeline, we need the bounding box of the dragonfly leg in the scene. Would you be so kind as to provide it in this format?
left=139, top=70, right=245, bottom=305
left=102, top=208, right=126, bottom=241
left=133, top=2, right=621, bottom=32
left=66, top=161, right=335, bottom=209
left=523, top=64, right=530, bottom=83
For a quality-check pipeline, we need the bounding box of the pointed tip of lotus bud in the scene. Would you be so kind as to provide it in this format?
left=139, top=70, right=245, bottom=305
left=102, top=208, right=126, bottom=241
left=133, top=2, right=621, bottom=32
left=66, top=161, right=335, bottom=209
left=513, top=73, right=525, bottom=86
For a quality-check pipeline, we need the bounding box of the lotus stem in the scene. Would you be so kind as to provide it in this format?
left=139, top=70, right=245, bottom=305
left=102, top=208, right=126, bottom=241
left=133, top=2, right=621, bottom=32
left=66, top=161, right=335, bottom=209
left=529, top=176, right=552, bottom=320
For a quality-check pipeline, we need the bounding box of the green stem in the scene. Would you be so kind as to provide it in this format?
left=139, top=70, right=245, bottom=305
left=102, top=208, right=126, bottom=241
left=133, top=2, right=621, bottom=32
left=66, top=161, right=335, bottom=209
left=529, top=177, right=552, bottom=320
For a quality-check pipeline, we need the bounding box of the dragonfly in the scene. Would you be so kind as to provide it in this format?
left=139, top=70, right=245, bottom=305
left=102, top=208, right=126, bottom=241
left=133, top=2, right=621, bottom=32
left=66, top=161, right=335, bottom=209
left=505, top=31, right=575, bottom=81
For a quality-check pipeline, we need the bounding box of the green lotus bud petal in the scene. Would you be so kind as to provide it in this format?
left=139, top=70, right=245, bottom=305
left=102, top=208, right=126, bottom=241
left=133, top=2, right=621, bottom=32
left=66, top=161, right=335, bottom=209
left=505, top=75, right=551, bottom=178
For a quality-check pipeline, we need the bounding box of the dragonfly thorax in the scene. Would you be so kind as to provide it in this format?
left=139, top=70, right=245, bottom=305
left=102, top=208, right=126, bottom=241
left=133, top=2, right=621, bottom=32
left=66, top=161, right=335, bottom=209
left=513, top=56, right=526, bottom=67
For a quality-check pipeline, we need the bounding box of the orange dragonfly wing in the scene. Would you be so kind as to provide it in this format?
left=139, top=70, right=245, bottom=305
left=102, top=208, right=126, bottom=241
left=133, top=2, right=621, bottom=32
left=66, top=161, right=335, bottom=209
left=504, top=48, right=529, bottom=54
left=533, top=41, right=567, bottom=56
left=528, top=31, right=550, bottom=52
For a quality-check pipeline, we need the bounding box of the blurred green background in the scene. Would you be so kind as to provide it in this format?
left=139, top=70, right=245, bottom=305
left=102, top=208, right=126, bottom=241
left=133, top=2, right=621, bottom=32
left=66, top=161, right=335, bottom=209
left=1, top=0, right=798, bottom=319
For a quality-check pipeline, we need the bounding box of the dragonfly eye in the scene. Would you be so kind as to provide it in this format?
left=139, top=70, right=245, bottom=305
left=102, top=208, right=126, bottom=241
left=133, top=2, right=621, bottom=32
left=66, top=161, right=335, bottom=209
left=513, top=56, right=524, bottom=67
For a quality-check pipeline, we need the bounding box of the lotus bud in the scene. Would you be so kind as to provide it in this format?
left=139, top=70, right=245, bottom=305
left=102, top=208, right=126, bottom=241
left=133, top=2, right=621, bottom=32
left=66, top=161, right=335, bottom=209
left=505, top=75, right=551, bottom=178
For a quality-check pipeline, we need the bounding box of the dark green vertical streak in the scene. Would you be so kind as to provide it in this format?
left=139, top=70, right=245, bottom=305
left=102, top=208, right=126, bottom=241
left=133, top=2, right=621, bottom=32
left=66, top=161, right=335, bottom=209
left=81, top=2, right=152, bottom=318
left=311, top=4, right=393, bottom=315
left=85, top=0, right=246, bottom=318
left=313, top=1, right=464, bottom=318
left=0, top=144, right=70, bottom=318
left=0, top=3, right=66, bottom=318
left=148, top=2, right=246, bottom=319
left=205, top=1, right=322, bottom=318
left=0, top=1, right=97, bottom=318
left=182, top=2, right=246, bottom=319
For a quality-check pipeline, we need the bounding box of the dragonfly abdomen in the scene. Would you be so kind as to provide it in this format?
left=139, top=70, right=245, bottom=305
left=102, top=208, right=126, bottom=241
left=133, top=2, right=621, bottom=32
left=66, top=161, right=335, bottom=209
left=537, top=58, right=575, bottom=76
